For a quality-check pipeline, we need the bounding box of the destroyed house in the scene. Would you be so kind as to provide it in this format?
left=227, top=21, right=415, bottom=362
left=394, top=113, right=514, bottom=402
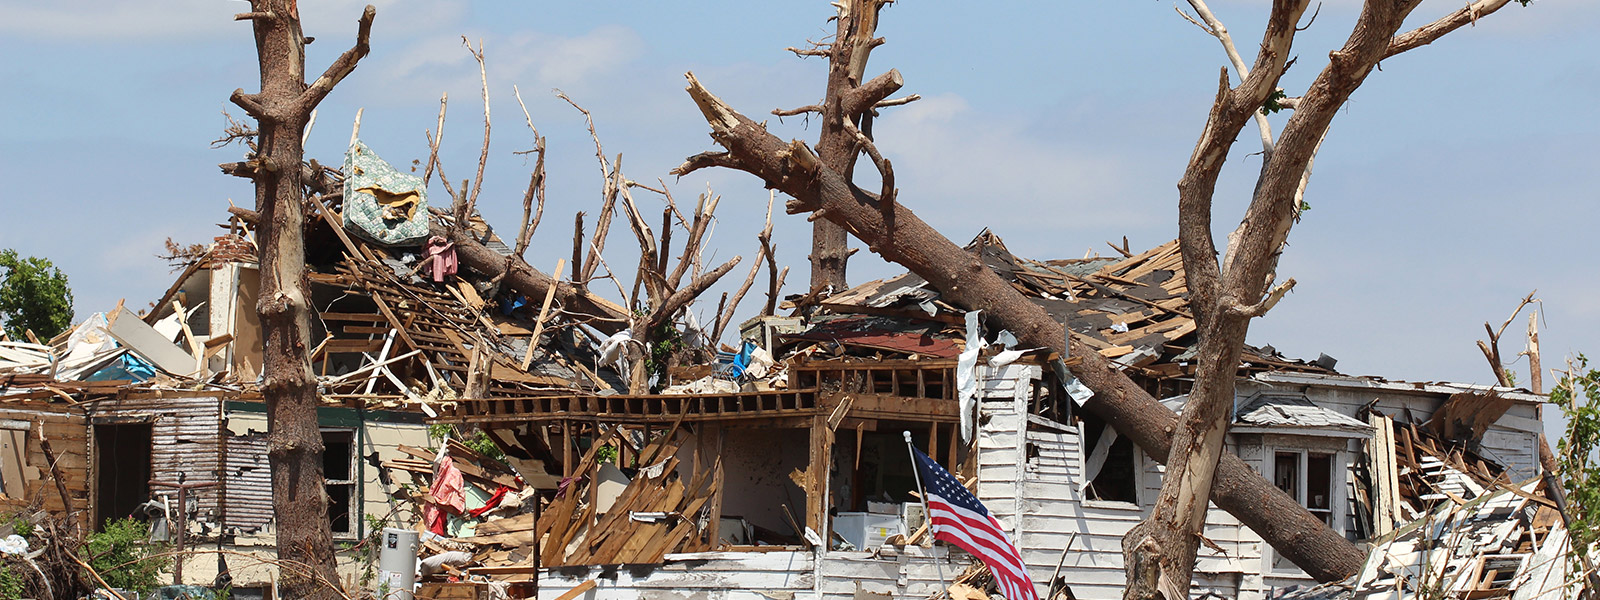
left=0, top=188, right=1561, bottom=600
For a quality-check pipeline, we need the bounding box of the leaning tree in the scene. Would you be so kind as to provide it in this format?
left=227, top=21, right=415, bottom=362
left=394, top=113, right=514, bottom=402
left=674, top=0, right=1529, bottom=595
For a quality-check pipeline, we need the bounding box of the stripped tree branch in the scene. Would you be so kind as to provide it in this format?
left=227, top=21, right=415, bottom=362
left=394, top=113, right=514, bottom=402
left=301, top=5, right=375, bottom=112
left=461, top=38, right=491, bottom=224
left=773, top=104, right=824, bottom=117
left=423, top=93, right=447, bottom=187
left=511, top=85, right=546, bottom=258
left=1386, top=0, right=1514, bottom=58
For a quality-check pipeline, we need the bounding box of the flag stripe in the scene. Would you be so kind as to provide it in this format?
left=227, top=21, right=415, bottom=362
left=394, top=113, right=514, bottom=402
left=927, top=514, right=1029, bottom=581
left=909, top=445, right=1037, bottom=600
left=928, top=497, right=1029, bottom=568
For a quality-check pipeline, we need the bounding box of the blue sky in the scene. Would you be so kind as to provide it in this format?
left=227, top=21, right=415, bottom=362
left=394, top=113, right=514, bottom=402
left=1, top=1, right=1596, bottom=429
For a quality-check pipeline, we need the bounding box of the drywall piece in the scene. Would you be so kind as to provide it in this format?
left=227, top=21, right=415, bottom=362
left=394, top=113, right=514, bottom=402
left=105, top=306, right=196, bottom=375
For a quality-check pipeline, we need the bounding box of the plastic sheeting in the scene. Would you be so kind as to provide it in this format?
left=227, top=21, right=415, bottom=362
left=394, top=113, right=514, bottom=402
left=957, top=310, right=986, bottom=442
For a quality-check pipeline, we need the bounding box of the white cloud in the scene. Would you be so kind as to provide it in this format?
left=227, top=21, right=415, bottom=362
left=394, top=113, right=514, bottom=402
left=871, top=93, right=1162, bottom=239
left=370, top=25, right=645, bottom=105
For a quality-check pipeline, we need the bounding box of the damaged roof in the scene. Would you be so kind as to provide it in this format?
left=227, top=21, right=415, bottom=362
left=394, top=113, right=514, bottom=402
left=821, top=231, right=1335, bottom=378
left=1234, top=394, right=1374, bottom=433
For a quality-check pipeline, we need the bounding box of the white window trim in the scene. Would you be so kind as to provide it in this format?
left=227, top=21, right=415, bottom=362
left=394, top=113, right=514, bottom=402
left=1264, top=447, right=1346, bottom=574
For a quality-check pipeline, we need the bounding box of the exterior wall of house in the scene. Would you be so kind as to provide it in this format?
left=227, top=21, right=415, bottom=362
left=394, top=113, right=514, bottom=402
left=223, top=402, right=431, bottom=547
left=974, top=364, right=1264, bottom=600
left=86, top=392, right=228, bottom=522
left=1238, top=376, right=1544, bottom=481
left=531, top=547, right=964, bottom=600
left=0, top=403, right=89, bottom=524
left=170, top=402, right=431, bottom=590
left=1227, top=376, right=1546, bottom=591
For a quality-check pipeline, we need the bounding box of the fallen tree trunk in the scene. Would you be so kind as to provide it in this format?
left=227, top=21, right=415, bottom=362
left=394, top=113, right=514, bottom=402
left=674, top=74, right=1365, bottom=582
left=432, top=222, right=631, bottom=335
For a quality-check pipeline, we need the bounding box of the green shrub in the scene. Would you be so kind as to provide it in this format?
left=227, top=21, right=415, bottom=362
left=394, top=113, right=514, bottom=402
left=1553, top=357, right=1600, bottom=578
left=82, top=517, right=170, bottom=594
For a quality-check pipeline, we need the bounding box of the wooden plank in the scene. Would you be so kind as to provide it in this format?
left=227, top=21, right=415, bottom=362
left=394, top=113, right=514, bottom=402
left=522, top=259, right=568, bottom=370
left=105, top=306, right=195, bottom=374
left=367, top=293, right=420, bottom=353
left=551, top=580, right=598, bottom=600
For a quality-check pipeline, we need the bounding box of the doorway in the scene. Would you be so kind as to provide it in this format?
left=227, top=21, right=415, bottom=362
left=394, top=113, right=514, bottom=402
left=94, top=423, right=153, bottom=529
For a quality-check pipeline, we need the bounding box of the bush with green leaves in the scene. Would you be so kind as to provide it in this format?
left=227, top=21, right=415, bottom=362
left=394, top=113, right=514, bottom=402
left=82, top=517, right=170, bottom=594
left=0, top=249, right=74, bottom=341
left=1552, top=356, right=1600, bottom=577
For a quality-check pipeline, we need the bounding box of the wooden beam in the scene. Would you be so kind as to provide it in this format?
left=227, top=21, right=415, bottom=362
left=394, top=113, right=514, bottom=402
left=806, top=414, right=834, bottom=541
left=521, top=258, right=568, bottom=370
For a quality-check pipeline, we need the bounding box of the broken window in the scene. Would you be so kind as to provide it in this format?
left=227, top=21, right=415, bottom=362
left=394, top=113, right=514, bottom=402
left=322, top=429, right=356, bottom=536
left=1080, top=412, right=1138, bottom=504
left=1271, top=449, right=1338, bottom=570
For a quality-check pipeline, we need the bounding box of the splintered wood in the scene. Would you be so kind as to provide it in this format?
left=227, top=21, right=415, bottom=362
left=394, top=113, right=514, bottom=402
left=456, top=426, right=725, bottom=572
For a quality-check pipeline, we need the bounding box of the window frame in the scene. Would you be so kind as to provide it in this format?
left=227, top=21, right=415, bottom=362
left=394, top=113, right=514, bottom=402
left=0, top=421, right=30, bottom=500
left=1265, top=446, right=1346, bottom=573
left=320, top=427, right=358, bottom=539
left=1077, top=418, right=1144, bottom=508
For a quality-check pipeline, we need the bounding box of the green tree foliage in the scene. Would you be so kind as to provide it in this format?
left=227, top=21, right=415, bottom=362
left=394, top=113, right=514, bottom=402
left=1552, top=356, right=1600, bottom=576
left=83, top=517, right=171, bottom=594
left=0, top=249, right=74, bottom=340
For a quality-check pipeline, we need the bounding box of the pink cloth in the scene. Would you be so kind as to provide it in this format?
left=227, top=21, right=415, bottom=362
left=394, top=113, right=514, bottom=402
left=424, top=235, right=458, bottom=283
left=431, top=455, right=466, bottom=512
left=423, top=454, right=466, bottom=535
left=422, top=504, right=447, bottom=535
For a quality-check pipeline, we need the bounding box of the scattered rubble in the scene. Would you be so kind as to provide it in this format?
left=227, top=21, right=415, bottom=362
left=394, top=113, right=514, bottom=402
left=0, top=168, right=1582, bottom=600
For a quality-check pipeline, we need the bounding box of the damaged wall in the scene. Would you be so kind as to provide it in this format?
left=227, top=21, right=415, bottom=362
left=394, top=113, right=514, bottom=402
left=224, top=401, right=429, bottom=542
left=0, top=403, right=88, bottom=522
left=86, top=391, right=227, bottom=525
left=974, top=364, right=1261, bottom=600
left=716, top=427, right=811, bottom=538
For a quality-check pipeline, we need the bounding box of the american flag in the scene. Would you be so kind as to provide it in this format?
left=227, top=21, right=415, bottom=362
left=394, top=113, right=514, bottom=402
left=911, top=446, right=1037, bottom=600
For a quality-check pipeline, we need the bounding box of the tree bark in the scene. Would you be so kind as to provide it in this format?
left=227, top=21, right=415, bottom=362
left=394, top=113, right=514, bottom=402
left=674, top=74, right=1365, bottom=582
left=1128, top=0, right=1521, bottom=596
left=792, top=0, right=901, bottom=295
left=230, top=3, right=374, bottom=597
left=1127, top=2, right=1310, bottom=597
left=432, top=222, right=631, bottom=334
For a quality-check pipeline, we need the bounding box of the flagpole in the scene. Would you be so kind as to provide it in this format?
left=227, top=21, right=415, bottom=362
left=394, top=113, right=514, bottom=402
left=904, top=430, right=949, bottom=596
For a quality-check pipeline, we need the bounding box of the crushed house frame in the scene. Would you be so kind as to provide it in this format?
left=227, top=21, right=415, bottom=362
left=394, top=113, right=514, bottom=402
left=0, top=190, right=1570, bottom=600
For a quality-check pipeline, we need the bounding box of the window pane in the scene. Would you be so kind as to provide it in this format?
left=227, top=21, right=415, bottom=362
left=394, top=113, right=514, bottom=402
left=322, top=430, right=353, bottom=481
left=1307, top=453, right=1333, bottom=511
left=1274, top=452, right=1300, bottom=501
left=327, top=483, right=354, bottom=533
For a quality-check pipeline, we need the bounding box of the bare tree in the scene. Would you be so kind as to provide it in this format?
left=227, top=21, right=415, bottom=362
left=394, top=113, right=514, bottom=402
left=773, top=0, right=918, bottom=296
left=673, top=0, right=1533, bottom=585
left=225, top=2, right=376, bottom=597
left=1129, top=1, right=1527, bottom=597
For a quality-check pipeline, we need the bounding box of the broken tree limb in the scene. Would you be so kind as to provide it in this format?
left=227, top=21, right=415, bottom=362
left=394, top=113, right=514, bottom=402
left=431, top=222, right=629, bottom=334
left=674, top=71, right=1365, bottom=582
